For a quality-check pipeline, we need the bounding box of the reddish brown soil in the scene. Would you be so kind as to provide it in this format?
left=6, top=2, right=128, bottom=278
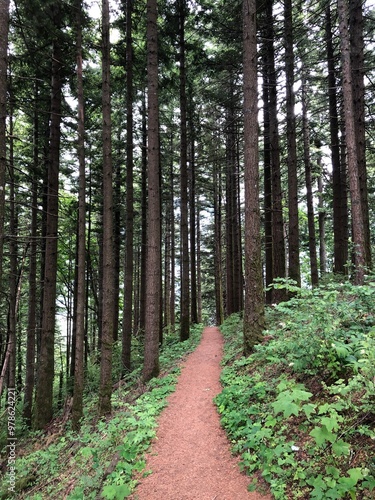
left=130, top=326, right=271, bottom=500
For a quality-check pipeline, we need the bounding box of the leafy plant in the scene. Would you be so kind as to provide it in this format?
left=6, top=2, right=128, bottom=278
left=0, top=325, right=203, bottom=499
left=216, top=283, right=375, bottom=499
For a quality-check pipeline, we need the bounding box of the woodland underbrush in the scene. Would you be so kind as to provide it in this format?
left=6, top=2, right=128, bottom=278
left=216, top=280, right=375, bottom=500
left=0, top=324, right=203, bottom=499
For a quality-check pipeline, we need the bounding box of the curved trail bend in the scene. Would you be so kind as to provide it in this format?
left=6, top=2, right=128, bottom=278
left=131, top=326, right=271, bottom=500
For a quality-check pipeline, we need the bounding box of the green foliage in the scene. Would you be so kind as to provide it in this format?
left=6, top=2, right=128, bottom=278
left=216, top=283, right=375, bottom=499
left=0, top=326, right=203, bottom=499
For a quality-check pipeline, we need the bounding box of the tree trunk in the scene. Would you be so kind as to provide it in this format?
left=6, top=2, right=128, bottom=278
left=350, top=0, right=371, bottom=270
left=265, top=0, right=286, bottom=302
left=179, top=0, right=190, bottom=341
left=214, top=160, right=224, bottom=326
left=8, top=91, right=16, bottom=391
left=196, top=201, right=202, bottom=323
left=72, top=0, right=86, bottom=431
left=139, top=92, right=147, bottom=333
left=0, top=0, right=9, bottom=292
left=98, top=0, right=115, bottom=416
left=23, top=92, right=39, bottom=425
left=169, top=155, right=176, bottom=330
left=337, top=0, right=366, bottom=284
left=302, top=72, right=319, bottom=286
left=164, top=132, right=175, bottom=333
left=325, top=5, right=349, bottom=275
left=122, top=0, right=134, bottom=372
left=243, top=0, right=265, bottom=355
left=189, top=116, right=198, bottom=324
left=317, top=171, right=327, bottom=275
left=225, top=85, right=241, bottom=316
left=113, top=159, right=121, bottom=343
left=34, top=37, right=62, bottom=430
left=284, top=0, right=300, bottom=288
left=261, top=38, right=273, bottom=304
left=143, top=0, right=161, bottom=381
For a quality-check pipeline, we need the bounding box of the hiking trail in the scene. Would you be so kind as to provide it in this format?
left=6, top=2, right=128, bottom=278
left=130, top=326, right=271, bottom=500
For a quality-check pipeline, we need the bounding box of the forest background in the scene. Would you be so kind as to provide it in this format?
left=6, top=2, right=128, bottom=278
left=0, top=0, right=374, bottom=495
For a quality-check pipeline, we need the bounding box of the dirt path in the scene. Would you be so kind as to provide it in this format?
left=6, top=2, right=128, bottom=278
left=130, top=326, right=271, bottom=500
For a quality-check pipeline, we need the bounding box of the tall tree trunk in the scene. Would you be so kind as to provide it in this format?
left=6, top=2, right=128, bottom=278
left=8, top=91, right=16, bottom=391
left=139, top=92, right=147, bottom=333
left=179, top=0, right=190, bottom=341
left=189, top=116, right=198, bottom=324
left=72, top=0, right=86, bottom=431
left=196, top=201, right=202, bottom=323
left=98, top=0, right=115, bottom=416
left=225, top=85, right=241, bottom=316
left=325, top=5, right=349, bottom=275
left=34, top=37, right=62, bottom=429
left=214, top=160, right=224, bottom=326
left=261, top=40, right=273, bottom=304
left=113, top=160, right=121, bottom=343
left=243, top=0, right=264, bottom=355
left=122, top=0, right=134, bottom=372
left=265, top=0, right=285, bottom=302
left=169, top=156, right=176, bottom=330
left=317, top=171, right=327, bottom=275
left=0, top=0, right=9, bottom=292
left=302, top=72, right=319, bottom=286
left=164, top=132, right=174, bottom=333
left=337, top=0, right=366, bottom=284
left=143, top=0, right=161, bottom=381
left=23, top=89, right=39, bottom=425
left=350, top=0, right=371, bottom=270
left=284, top=0, right=300, bottom=287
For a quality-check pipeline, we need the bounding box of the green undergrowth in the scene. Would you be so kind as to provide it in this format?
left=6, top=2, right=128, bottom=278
left=216, top=281, right=375, bottom=499
left=0, top=324, right=203, bottom=500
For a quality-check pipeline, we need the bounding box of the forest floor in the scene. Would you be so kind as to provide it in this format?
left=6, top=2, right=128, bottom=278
left=129, top=326, right=271, bottom=500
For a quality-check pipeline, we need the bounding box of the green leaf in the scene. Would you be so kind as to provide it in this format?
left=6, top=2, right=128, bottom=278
left=290, top=388, right=313, bottom=401
left=101, top=484, right=131, bottom=500
left=332, top=439, right=350, bottom=456
left=325, top=466, right=340, bottom=479
left=309, top=425, right=336, bottom=446
left=271, top=399, right=300, bottom=418
left=80, top=446, right=94, bottom=458
left=363, top=476, right=375, bottom=491
left=321, top=416, right=339, bottom=432
left=347, top=468, right=364, bottom=484
left=302, top=403, right=316, bottom=418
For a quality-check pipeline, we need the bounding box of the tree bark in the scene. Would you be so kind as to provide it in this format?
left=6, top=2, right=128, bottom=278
left=143, top=0, right=161, bottom=381
left=325, top=4, right=349, bottom=275
left=350, top=0, right=371, bottom=270
left=98, top=0, right=115, bottom=416
left=337, top=0, right=366, bottom=284
left=23, top=91, right=39, bottom=425
left=34, top=38, right=62, bottom=430
left=139, top=92, right=147, bottom=333
left=243, top=0, right=265, bottom=355
left=317, top=171, right=327, bottom=275
left=284, top=0, right=300, bottom=288
left=0, top=0, right=9, bottom=291
left=122, top=0, right=134, bottom=372
left=214, top=160, right=224, bottom=326
left=265, top=0, right=285, bottom=302
left=189, top=115, right=198, bottom=324
left=8, top=89, right=16, bottom=392
left=72, top=0, right=86, bottom=431
left=302, top=72, right=319, bottom=286
left=179, top=0, right=190, bottom=341
left=261, top=36, right=273, bottom=304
